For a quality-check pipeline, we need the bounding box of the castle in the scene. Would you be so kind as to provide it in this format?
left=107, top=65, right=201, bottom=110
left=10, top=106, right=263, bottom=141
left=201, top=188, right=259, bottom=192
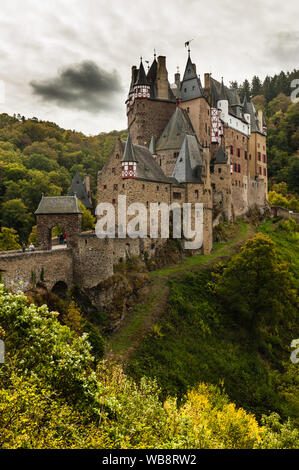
left=98, top=50, right=268, bottom=254
left=0, top=49, right=269, bottom=298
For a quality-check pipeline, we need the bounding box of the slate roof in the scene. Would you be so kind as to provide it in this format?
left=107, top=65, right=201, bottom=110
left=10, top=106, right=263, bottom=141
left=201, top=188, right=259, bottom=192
left=69, top=170, right=92, bottom=209
left=135, top=60, right=150, bottom=86
left=180, top=55, right=203, bottom=101
left=122, top=133, right=138, bottom=162
left=35, top=196, right=83, bottom=215
left=212, top=146, right=228, bottom=164
left=156, top=106, right=196, bottom=151
left=121, top=140, right=174, bottom=183
left=246, top=101, right=261, bottom=133
left=171, top=135, right=203, bottom=183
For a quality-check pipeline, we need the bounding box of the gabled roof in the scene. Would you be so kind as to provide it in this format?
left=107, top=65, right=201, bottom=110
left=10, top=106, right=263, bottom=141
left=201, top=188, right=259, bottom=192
left=172, top=135, right=203, bottom=183
left=213, top=146, right=228, bottom=164
left=69, top=170, right=92, bottom=209
left=122, top=133, right=138, bottom=163
left=121, top=141, right=174, bottom=183
left=156, top=106, right=196, bottom=151
left=35, top=196, right=83, bottom=215
left=135, top=60, right=150, bottom=86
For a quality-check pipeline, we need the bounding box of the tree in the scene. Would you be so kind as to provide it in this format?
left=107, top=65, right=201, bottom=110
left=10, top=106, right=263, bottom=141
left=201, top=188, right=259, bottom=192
left=0, top=199, right=33, bottom=241
left=251, top=75, right=262, bottom=96
left=214, top=234, right=297, bottom=338
left=79, top=200, right=95, bottom=231
left=0, top=227, right=21, bottom=251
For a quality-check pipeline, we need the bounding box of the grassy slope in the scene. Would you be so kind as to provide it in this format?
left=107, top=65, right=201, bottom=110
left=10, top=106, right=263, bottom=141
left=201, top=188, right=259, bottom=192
left=109, top=219, right=298, bottom=422
left=106, top=222, right=254, bottom=360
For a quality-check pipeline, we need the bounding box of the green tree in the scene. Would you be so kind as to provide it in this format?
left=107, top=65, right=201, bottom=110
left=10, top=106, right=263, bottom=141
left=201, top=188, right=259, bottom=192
left=79, top=200, right=95, bottom=231
left=0, top=199, right=33, bottom=241
left=0, top=227, right=21, bottom=251
left=214, top=234, right=297, bottom=338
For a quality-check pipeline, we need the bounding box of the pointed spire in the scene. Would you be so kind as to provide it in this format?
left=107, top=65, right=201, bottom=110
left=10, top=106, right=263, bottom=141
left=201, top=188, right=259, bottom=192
left=122, top=132, right=138, bottom=163
left=242, top=94, right=251, bottom=114
left=135, top=58, right=150, bottom=86
left=219, top=77, right=227, bottom=101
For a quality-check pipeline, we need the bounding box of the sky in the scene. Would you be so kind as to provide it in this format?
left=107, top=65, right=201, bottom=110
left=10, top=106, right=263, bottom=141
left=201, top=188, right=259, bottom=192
left=0, top=0, right=298, bottom=135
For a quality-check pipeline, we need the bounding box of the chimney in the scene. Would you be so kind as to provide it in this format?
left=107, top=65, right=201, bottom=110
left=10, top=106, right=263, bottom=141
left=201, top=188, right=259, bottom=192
left=156, top=56, right=169, bottom=100
left=175, top=72, right=180, bottom=90
left=257, top=109, right=263, bottom=130
left=84, top=175, right=91, bottom=201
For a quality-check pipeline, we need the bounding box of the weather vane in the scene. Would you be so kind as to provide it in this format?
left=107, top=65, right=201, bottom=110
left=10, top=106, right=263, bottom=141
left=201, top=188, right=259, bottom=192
left=184, top=39, right=194, bottom=56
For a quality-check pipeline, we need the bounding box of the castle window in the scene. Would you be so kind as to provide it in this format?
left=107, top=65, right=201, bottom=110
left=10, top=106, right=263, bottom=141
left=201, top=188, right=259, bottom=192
left=186, top=107, right=190, bottom=113
left=184, top=88, right=187, bottom=92
left=263, top=154, right=266, bottom=162
left=173, top=152, right=179, bottom=158
left=116, top=154, right=120, bottom=159
left=259, top=166, right=262, bottom=175
left=142, top=184, right=145, bottom=189
left=264, top=168, right=267, bottom=176
left=165, top=187, right=168, bottom=192
left=112, top=199, right=116, bottom=205
left=146, top=201, right=149, bottom=208
left=173, top=192, right=181, bottom=199
left=112, top=168, right=116, bottom=174
left=230, top=145, right=233, bottom=154
left=249, top=154, right=252, bottom=160
left=218, top=168, right=221, bottom=174
left=245, top=151, right=248, bottom=159
left=258, top=152, right=261, bottom=161
left=238, top=164, right=241, bottom=173
left=156, top=185, right=159, bottom=191
left=122, top=184, right=125, bottom=188
left=114, top=184, right=118, bottom=191
left=237, top=148, right=240, bottom=157
left=103, top=185, right=107, bottom=189
left=195, top=190, right=199, bottom=199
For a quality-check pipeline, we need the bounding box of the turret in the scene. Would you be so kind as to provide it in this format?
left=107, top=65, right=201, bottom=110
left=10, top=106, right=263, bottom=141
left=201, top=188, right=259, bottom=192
left=121, top=133, right=138, bottom=179
left=217, top=78, right=228, bottom=123
left=133, top=59, right=150, bottom=99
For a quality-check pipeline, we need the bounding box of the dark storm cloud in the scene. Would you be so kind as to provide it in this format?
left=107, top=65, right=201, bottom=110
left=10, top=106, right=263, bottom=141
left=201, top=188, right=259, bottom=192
left=30, top=61, right=123, bottom=113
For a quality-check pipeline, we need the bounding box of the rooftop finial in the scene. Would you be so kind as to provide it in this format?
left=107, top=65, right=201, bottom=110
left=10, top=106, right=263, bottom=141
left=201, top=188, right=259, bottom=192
left=154, top=48, right=156, bottom=59
left=185, top=39, right=193, bottom=57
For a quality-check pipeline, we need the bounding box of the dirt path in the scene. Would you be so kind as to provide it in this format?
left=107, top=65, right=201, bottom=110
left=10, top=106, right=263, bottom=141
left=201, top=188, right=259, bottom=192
left=106, top=223, right=256, bottom=364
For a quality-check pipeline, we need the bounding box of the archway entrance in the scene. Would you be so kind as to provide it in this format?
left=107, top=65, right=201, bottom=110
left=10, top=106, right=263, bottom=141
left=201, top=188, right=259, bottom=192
left=51, top=281, right=68, bottom=298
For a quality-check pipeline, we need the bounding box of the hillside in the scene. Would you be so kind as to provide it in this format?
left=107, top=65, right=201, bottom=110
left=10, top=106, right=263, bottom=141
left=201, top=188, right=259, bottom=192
left=105, top=220, right=299, bottom=425
left=0, top=113, right=126, bottom=242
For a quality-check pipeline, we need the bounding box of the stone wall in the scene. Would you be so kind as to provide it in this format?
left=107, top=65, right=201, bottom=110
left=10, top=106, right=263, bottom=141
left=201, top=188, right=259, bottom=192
left=127, top=98, right=176, bottom=147
left=0, top=248, right=73, bottom=292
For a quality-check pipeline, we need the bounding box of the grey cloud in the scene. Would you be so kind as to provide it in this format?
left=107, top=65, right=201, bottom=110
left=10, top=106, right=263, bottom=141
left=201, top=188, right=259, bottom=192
left=30, top=61, right=123, bottom=113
